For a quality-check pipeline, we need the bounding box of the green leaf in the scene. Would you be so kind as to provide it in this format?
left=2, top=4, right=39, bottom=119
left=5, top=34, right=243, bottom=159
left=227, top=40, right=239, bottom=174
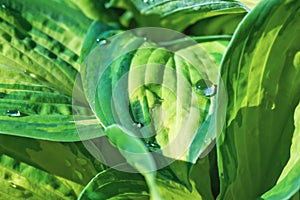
left=85, top=30, right=222, bottom=163
left=0, top=153, right=84, bottom=200
left=217, top=0, right=300, bottom=199
left=0, top=0, right=105, bottom=141
left=78, top=165, right=203, bottom=200
left=277, top=103, right=300, bottom=182
left=260, top=160, right=300, bottom=200
left=68, top=0, right=120, bottom=22
left=0, top=134, right=106, bottom=185
left=107, top=0, right=249, bottom=31
left=260, top=103, right=300, bottom=199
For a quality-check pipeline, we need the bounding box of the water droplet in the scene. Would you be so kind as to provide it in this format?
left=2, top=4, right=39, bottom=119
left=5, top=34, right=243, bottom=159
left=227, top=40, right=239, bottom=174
left=6, top=110, right=21, bottom=117
left=10, top=182, right=17, bottom=188
left=266, top=100, right=276, bottom=110
left=24, top=70, right=37, bottom=78
left=133, top=122, right=144, bottom=128
left=96, top=38, right=109, bottom=45
left=195, top=79, right=217, bottom=97
left=1, top=4, right=6, bottom=9
left=145, top=140, right=160, bottom=151
left=9, top=182, right=25, bottom=191
left=76, top=158, right=87, bottom=166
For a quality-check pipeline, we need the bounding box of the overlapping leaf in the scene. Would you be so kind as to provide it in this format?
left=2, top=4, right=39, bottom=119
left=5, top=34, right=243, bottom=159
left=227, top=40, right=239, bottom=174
left=217, top=0, right=300, bottom=199
left=107, top=0, right=248, bottom=31
left=81, top=27, right=226, bottom=163
left=0, top=153, right=84, bottom=200
left=0, top=0, right=106, bottom=141
left=78, top=164, right=202, bottom=200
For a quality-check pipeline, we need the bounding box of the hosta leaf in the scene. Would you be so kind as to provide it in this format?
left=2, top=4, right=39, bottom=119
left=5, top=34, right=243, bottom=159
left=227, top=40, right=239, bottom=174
left=185, top=13, right=245, bottom=36
left=277, top=103, right=300, bottom=182
left=0, top=0, right=104, bottom=141
left=0, top=0, right=91, bottom=55
left=0, top=134, right=106, bottom=185
left=261, top=103, right=300, bottom=199
left=0, top=153, right=84, bottom=200
left=68, top=0, right=120, bottom=22
left=217, top=0, right=300, bottom=199
left=82, top=29, right=224, bottom=163
left=107, top=0, right=248, bottom=31
left=0, top=63, right=100, bottom=141
left=78, top=165, right=202, bottom=200
left=260, top=160, right=300, bottom=200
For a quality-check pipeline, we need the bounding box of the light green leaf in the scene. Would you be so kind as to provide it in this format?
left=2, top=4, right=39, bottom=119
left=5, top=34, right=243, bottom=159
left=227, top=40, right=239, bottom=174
left=217, top=0, right=300, bottom=199
left=107, top=0, right=248, bottom=31
left=239, top=0, right=261, bottom=9
left=0, top=154, right=84, bottom=200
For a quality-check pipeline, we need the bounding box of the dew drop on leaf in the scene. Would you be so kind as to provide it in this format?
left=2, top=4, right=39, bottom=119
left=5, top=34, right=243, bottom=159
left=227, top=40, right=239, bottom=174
left=133, top=122, right=144, bottom=128
left=195, top=79, right=217, bottom=97
left=6, top=110, right=21, bottom=117
left=10, top=182, right=17, bottom=189
left=9, top=182, right=25, bottom=191
left=6, top=110, right=27, bottom=117
left=96, top=38, right=110, bottom=45
left=1, top=4, right=6, bottom=9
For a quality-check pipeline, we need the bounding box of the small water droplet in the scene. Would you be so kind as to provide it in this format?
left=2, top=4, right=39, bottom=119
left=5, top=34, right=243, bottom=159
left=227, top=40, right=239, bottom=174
left=145, top=140, right=160, bottom=152
left=195, top=79, right=217, bottom=97
left=6, top=110, right=21, bottom=117
left=76, top=158, right=87, bottom=166
left=133, top=122, right=144, bottom=128
left=143, top=37, right=148, bottom=41
left=24, top=70, right=37, bottom=78
left=266, top=100, right=276, bottom=110
left=1, top=4, right=6, bottom=9
left=10, top=182, right=17, bottom=188
left=96, top=38, right=109, bottom=45
left=9, top=182, right=26, bottom=191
